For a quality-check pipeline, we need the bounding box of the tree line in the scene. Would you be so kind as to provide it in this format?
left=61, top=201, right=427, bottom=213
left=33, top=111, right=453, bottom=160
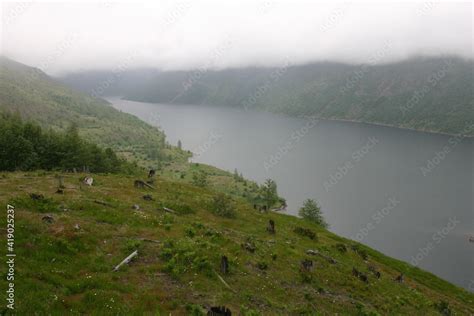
left=0, top=112, right=136, bottom=173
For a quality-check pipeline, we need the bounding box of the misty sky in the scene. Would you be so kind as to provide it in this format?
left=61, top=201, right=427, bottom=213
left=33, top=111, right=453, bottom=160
left=1, top=0, right=472, bottom=75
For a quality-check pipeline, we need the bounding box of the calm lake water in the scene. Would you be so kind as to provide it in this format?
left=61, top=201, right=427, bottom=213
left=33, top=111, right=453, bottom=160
left=108, top=97, right=473, bottom=290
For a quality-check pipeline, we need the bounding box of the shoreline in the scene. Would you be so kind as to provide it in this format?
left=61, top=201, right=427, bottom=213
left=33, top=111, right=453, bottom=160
left=118, top=96, right=474, bottom=139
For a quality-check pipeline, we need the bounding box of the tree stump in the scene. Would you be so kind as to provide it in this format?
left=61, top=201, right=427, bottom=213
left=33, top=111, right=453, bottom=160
left=220, top=256, right=229, bottom=274
left=267, top=219, right=275, bottom=234
left=148, top=169, right=156, bottom=178
left=395, top=273, right=404, bottom=283
left=301, top=259, right=314, bottom=272
left=208, top=306, right=231, bottom=316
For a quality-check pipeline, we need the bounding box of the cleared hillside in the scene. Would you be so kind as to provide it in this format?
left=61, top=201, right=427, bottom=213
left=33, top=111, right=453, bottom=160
left=0, top=172, right=473, bottom=314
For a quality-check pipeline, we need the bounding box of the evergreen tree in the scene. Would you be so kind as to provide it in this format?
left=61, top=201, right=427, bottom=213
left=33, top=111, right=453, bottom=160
left=261, top=179, right=278, bottom=208
left=298, top=199, right=328, bottom=228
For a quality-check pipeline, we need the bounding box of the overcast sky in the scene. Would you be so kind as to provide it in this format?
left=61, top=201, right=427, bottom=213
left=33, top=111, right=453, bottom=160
left=1, top=0, right=472, bottom=75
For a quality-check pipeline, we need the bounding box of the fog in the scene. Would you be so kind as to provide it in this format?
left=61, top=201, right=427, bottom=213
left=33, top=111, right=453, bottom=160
left=1, top=0, right=472, bottom=75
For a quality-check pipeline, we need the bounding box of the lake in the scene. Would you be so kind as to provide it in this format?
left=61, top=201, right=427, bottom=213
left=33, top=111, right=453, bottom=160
left=108, top=97, right=473, bottom=291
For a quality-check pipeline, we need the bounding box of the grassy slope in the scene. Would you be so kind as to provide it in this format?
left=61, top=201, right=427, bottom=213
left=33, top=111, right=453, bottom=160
left=0, top=172, right=472, bottom=315
left=0, top=57, right=259, bottom=203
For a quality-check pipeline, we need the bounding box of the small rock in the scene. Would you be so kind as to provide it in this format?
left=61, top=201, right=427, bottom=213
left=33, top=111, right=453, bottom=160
left=83, top=177, right=93, bottom=186
left=306, top=249, right=319, bottom=256
left=132, top=204, right=140, bottom=210
left=74, top=224, right=80, bottom=230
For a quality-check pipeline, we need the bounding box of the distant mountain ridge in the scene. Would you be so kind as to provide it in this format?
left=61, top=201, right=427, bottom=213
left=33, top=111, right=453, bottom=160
left=61, top=56, right=474, bottom=136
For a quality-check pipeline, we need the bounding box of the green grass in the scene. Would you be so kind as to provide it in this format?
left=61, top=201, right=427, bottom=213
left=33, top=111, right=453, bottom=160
left=0, top=172, right=472, bottom=315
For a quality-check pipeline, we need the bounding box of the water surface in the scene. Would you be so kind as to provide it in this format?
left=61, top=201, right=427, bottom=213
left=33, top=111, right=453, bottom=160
left=109, top=97, right=473, bottom=290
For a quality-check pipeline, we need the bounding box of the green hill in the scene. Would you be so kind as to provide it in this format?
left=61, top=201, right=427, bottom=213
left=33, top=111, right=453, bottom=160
left=0, top=57, right=276, bottom=206
left=0, top=57, right=185, bottom=167
left=62, top=57, right=474, bottom=136
left=0, top=171, right=473, bottom=314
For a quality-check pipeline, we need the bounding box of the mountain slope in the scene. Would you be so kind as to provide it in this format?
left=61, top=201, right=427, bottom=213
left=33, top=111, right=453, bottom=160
left=1, top=171, right=473, bottom=314
left=0, top=57, right=183, bottom=167
left=61, top=57, right=474, bottom=136
left=0, top=57, right=282, bottom=209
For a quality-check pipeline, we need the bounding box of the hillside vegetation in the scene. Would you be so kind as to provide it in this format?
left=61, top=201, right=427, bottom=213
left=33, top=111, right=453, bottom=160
left=0, top=57, right=184, bottom=167
left=1, top=172, right=473, bottom=315
left=61, top=57, right=474, bottom=136
left=0, top=57, right=282, bottom=208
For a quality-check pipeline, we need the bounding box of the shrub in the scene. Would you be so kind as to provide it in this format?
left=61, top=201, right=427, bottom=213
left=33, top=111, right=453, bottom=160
left=294, top=227, right=318, bottom=240
left=211, top=193, right=236, bottom=218
left=160, top=239, right=214, bottom=278
left=434, top=301, right=452, bottom=316
left=335, top=243, right=347, bottom=253
left=351, top=244, right=369, bottom=260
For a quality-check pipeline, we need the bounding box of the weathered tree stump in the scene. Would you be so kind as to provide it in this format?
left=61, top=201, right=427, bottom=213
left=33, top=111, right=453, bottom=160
left=352, top=267, right=369, bottom=284
left=220, top=256, right=229, bottom=274
left=208, top=306, right=232, bottom=316
left=267, top=219, right=275, bottom=234
left=57, top=176, right=65, bottom=189
left=368, top=265, right=381, bottom=279
left=301, top=259, right=314, bottom=272
left=395, top=273, right=404, bottom=283
left=148, top=169, right=156, bottom=178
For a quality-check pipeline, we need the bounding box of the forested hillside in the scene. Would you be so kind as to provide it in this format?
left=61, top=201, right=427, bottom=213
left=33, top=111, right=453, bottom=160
left=61, top=57, right=474, bottom=136
left=0, top=57, right=184, bottom=167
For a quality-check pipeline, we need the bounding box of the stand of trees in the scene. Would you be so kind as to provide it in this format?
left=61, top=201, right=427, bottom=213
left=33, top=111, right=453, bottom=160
left=0, top=113, right=136, bottom=173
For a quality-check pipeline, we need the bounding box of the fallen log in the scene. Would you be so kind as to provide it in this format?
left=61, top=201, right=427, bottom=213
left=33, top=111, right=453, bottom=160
left=215, top=272, right=235, bottom=293
left=163, top=207, right=176, bottom=214
left=93, top=199, right=112, bottom=207
left=134, top=180, right=155, bottom=189
left=113, top=250, right=138, bottom=272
